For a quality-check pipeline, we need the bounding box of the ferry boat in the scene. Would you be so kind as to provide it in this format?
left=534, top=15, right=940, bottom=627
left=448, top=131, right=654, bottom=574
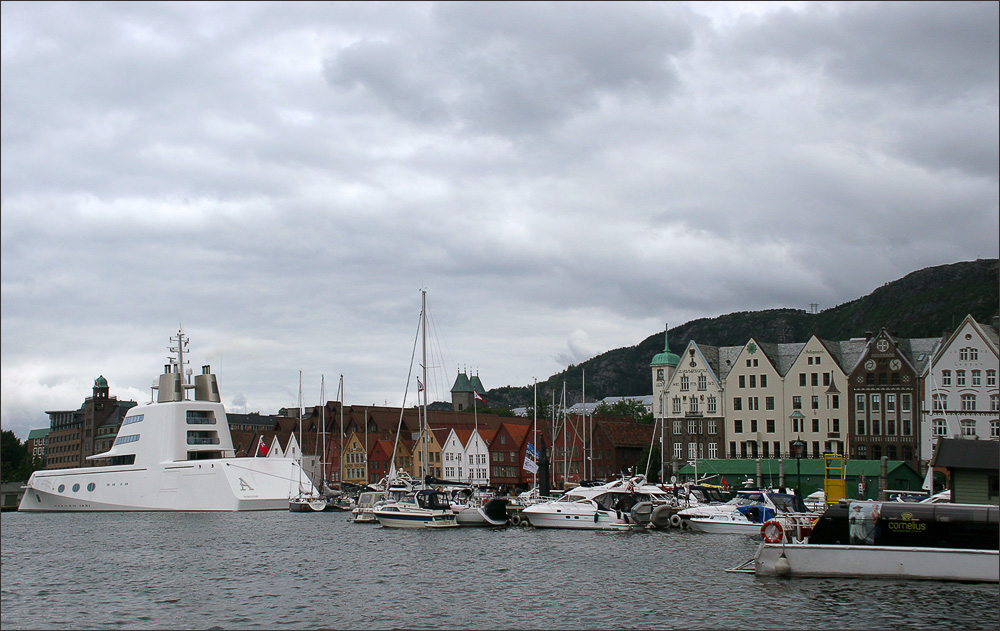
left=18, top=330, right=315, bottom=511
left=743, top=500, right=999, bottom=582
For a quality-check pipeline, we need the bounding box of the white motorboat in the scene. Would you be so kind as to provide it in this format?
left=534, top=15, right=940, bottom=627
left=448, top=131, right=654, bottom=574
left=352, top=490, right=388, bottom=523
left=373, top=489, right=459, bottom=528
left=678, top=489, right=806, bottom=530
left=19, top=330, right=314, bottom=512
left=522, top=475, right=672, bottom=530
left=744, top=500, right=998, bottom=582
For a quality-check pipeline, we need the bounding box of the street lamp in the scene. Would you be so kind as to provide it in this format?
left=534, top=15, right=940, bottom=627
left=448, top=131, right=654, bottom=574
left=792, top=437, right=806, bottom=494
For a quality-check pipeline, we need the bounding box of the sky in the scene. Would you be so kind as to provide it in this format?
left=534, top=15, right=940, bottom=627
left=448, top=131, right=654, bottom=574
left=2, top=1, right=998, bottom=440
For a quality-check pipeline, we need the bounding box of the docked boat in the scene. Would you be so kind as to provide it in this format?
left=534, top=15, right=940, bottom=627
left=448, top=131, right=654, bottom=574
left=746, top=500, right=999, bottom=582
left=352, top=490, right=388, bottom=523
left=522, top=474, right=672, bottom=530
left=678, top=489, right=806, bottom=531
left=19, top=330, right=315, bottom=512
left=373, top=489, right=459, bottom=528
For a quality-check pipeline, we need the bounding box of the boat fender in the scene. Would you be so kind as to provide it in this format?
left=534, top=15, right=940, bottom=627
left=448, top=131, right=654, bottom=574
left=761, top=519, right=784, bottom=543
left=510, top=513, right=522, bottom=527
left=774, top=552, right=791, bottom=577
left=669, top=514, right=682, bottom=528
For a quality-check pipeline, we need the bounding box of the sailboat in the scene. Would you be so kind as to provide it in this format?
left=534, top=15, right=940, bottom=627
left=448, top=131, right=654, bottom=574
left=289, top=371, right=327, bottom=512
left=373, top=290, right=458, bottom=528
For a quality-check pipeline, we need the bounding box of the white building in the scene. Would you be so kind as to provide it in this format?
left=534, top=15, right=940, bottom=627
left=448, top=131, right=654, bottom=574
left=922, top=314, right=1000, bottom=465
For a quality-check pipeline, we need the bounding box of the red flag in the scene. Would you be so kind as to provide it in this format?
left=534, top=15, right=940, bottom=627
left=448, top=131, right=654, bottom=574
left=721, top=476, right=729, bottom=490
left=256, top=436, right=269, bottom=457
left=474, top=390, right=485, bottom=403
left=417, top=378, right=424, bottom=392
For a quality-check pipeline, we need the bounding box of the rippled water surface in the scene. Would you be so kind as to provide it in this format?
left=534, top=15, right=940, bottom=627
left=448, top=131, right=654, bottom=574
left=2, top=511, right=997, bottom=629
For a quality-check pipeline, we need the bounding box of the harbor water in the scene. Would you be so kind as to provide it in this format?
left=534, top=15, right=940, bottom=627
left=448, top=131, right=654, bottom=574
left=2, top=510, right=997, bottom=630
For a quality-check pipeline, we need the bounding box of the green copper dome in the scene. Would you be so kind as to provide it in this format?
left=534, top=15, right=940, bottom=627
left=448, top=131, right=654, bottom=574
left=650, top=329, right=679, bottom=367
left=94, top=375, right=109, bottom=388
left=451, top=371, right=473, bottom=393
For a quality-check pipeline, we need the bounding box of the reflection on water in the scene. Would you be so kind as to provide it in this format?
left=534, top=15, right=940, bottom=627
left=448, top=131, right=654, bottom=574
left=2, top=511, right=997, bottom=629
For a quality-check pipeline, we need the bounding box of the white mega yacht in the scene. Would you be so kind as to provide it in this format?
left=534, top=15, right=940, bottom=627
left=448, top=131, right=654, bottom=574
left=19, top=330, right=315, bottom=511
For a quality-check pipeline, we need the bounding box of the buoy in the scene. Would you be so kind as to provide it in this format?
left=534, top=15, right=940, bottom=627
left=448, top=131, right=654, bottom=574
left=510, top=513, right=522, bottom=527
left=774, top=552, right=791, bottom=577
left=669, top=514, right=682, bottom=528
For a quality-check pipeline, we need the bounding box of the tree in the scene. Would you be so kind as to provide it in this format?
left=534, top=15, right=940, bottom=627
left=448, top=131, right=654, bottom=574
left=1, top=430, right=26, bottom=482
left=594, top=398, right=654, bottom=424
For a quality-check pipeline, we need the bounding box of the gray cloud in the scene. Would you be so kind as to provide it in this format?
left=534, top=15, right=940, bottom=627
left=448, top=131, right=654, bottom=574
left=2, top=1, right=996, bottom=439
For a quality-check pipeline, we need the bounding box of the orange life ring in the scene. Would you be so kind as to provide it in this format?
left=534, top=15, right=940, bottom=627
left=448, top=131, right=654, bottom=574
left=761, top=519, right=784, bottom=543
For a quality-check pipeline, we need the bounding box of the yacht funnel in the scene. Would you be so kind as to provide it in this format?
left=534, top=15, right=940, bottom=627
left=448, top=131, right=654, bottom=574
left=194, top=365, right=221, bottom=402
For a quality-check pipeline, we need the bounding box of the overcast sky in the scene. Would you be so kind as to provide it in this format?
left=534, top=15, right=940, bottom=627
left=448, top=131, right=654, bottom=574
left=2, top=1, right=997, bottom=440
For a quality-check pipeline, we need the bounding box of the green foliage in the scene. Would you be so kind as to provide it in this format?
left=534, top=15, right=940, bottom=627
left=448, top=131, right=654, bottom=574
left=1, top=430, right=28, bottom=482
left=594, top=398, right=653, bottom=424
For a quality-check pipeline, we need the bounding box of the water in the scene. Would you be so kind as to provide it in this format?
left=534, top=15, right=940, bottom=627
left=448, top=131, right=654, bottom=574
left=2, top=511, right=997, bottom=630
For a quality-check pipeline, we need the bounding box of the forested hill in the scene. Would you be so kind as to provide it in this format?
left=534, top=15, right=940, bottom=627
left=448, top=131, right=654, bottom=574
left=488, top=258, right=999, bottom=409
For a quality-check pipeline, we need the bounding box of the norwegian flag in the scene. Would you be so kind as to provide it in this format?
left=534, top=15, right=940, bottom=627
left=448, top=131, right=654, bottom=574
left=474, top=390, right=486, bottom=403
left=417, top=378, right=424, bottom=392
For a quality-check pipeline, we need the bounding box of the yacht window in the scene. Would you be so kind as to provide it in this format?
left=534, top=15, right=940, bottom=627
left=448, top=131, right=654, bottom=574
left=113, top=434, right=140, bottom=446
left=186, top=410, right=216, bottom=424
left=122, top=414, right=144, bottom=426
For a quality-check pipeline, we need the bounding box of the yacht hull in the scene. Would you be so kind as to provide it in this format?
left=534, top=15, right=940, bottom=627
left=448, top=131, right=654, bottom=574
left=19, top=458, right=305, bottom=512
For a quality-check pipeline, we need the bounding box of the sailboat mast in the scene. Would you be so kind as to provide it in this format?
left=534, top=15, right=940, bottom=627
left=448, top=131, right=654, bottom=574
left=421, top=289, right=429, bottom=480
left=339, top=374, right=345, bottom=487
left=533, top=378, right=537, bottom=490
left=297, top=370, right=303, bottom=493
left=320, top=375, right=326, bottom=490
left=562, top=381, right=567, bottom=488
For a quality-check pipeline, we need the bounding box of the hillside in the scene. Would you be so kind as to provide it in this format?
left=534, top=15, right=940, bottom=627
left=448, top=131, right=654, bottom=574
left=488, top=258, right=999, bottom=409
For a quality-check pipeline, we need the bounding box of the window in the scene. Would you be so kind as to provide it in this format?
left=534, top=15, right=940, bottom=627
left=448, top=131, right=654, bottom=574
left=831, top=394, right=840, bottom=409
left=688, top=419, right=697, bottom=434
left=857, top=445, right=866, bottom=459
left=765, top=396, right=775, bottom=410
left=871, top=394, right=881, bottom=412
left=750, top=420, right=758, bottom=433
left=902, top=419, right=912, bottom=436
left=815, top=356, right=821, bottom=365
left=749, top=375, right=756, bottom=388
left=113, top=434, right=139, bottom=446
left=761, top=375, right=768, bottom=388
left=749, top=397, right=759, bottom=411
left=793, top=396, right=802, bottom=410
left=961, top=420, right=976, bottom=437
left=811, top=418, right=819, bottom=433
left=988, top=370, right=996, bottom=386
left=823, top=372, right=831, bottom=387
left=871, top=418, right=880, bottom=435
left=690, top=398, right=699, bottom=414
left=672, top=397, right=681, bottom=414
left=831, top=418, right=840, bottom=433
left=956, top=371, right=966, bottom=386
left=681, top=376, right=690, bottom=391
left=123, top=414, right=145, bottom=426
left=793, top=416, right=804, bottom=433
left=707, top=397, right=717, bottom=414
left=799, top=374, right=807, bottom=387
left=673, top=443, right=682, bottom=459
left=992, top=395, right=999, bottom=412
left=698, top=375, right=707, bottom=391
left=961, top=394, right=976, bottom=411
left=766, top=419, right=775, bottom=433
left=886, top=394, right=896, bottom=412
left=688, top=443, right=697, bottom=459
left=942, top=371, right=951, bottom=386
left=811, top=373, right=819, bottom=387
left=707, top=420, right=717, bottom=434
left=673, top=420, right=682, bottom=435
left=901, top=394, right=911, bottom=412
left=738, top=375, right=746, bottom=388
left=811, top=395, right=819, bottom=410
left=734, top=420, right=744, bottom=433
left=657, top=368, right=664, bottom=381
left=856, top=394, right=865, bottom=411
left=991, top=420, right=999, bottom=439
left=733, top=398, right=743, bottom=411
left=933, top=394, right=947, bottom=411
left=708, top=443, right=718, bottom=459
left=972, top=370, right=981, bottom=386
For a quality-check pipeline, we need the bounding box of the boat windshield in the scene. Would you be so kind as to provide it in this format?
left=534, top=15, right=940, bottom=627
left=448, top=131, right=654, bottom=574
left=766, top=492, right=807, bottom=513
